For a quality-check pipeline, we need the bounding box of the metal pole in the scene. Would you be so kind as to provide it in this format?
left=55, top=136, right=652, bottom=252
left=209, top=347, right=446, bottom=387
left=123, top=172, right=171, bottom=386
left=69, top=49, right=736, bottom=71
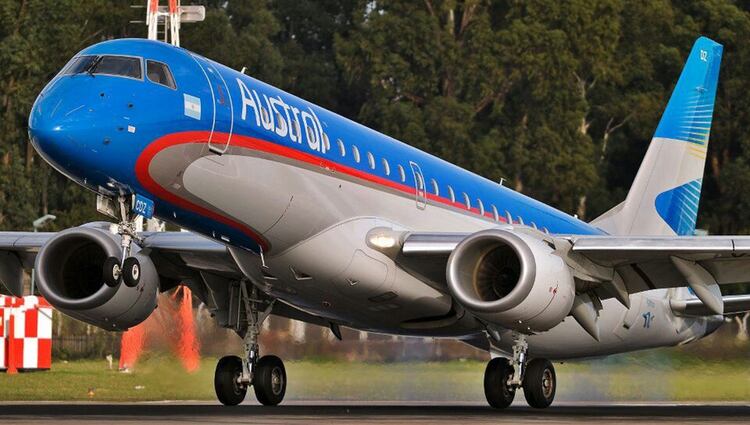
left=31, top=228, right=35, bottom=295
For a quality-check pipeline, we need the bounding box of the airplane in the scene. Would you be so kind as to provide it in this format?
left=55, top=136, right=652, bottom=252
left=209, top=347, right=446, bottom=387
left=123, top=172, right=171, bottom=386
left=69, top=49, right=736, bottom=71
left=1, top=34, right=746, bottom=408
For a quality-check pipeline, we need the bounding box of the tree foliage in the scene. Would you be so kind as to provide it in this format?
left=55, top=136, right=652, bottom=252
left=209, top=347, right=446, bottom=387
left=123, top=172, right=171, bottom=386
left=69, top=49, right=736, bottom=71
left=1, top=0, right=750, bottom=234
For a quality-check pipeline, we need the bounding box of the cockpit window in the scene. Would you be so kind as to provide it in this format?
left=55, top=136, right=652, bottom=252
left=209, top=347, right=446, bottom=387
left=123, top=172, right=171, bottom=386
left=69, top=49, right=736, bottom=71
left=63, top=55, right=142, bottom=80
left=62, top=55, right=96, bottom=74
left=146, top=60, right=177, bottom=89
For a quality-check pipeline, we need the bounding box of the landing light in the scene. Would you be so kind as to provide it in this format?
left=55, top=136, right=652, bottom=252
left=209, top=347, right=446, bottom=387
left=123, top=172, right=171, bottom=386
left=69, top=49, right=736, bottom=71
left=369, top=234, right=396, bottom=249
left=366, top=228, right=403, bottom=258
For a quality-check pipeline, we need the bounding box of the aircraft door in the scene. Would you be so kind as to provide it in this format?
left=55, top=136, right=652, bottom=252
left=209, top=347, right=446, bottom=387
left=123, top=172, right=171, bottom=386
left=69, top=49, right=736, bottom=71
left=192, top=55, right=234, bottom=154
left=409, top=161, right=427, bottom=210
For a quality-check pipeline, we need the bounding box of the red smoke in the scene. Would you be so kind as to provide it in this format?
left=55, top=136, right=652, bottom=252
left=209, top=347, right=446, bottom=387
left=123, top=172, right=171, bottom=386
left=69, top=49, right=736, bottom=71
left=118, top=321, right=146, bottom=370
left=174, top=286, right=201, bottom=372
left=118, top=285, right=200, bottom=372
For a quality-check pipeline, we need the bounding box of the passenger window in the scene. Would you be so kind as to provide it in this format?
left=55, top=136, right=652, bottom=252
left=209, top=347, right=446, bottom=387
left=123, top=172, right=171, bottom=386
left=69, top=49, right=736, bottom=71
left=492, top=205, right=499, bottom=221
left=337, top=139, right=346, bottom=157
left=430, top=178, right=439, bottom=196
left=146, top=60, right=176, bottom=89
left=477, top=199, right=485, bottom=216
left=398, top=165, right=406, bottom=182
left=448, top=186, right=455, bottom=203
left=382, top=158, right=391, bottom=175
left=463, top=193, right=471, bottom=209
left=367, top=152, right=376, bottom=169
left=90, top=56, right=142, bottom=79
left=352, top=146, right=361, bottom=163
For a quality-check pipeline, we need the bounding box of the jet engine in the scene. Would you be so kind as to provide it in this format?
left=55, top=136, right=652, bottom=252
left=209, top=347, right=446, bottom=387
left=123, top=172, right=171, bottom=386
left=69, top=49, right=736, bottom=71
left=35, top=223, right=158, bottom=330
left=446, top=229, right=575, bottom=333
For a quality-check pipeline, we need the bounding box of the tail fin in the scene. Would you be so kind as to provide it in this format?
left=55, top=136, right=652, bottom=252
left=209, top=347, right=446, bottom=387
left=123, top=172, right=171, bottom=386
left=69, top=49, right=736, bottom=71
left=592, top=36, right=723, bottom=236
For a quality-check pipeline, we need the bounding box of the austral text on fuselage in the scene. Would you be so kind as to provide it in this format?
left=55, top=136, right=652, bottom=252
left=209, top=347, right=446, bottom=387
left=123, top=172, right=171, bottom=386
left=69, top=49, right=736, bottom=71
left=237, top=78, right=331, bottom=154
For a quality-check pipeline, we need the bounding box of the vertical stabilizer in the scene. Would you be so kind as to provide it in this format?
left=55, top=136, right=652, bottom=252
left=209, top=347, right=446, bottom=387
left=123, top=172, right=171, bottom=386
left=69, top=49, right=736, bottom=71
left=592, top=37, right=723, bottom=236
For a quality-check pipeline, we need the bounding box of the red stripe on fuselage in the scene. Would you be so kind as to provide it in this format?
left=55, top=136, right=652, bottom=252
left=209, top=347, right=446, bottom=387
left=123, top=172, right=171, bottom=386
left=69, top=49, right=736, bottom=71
left=135, top=132, right=271, bottom=251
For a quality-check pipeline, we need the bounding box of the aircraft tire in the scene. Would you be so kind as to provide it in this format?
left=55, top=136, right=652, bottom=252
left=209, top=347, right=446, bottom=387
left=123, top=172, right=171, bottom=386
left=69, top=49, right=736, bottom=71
left=253, top=355, right=286, bottom=406
left=522, top=358, right=556, bottom=409
left=102, top=256, right=121, bottom=287
left=122, top=257, right=140, bottom=288
left=214, top=355, right=247, bottom=406
left=484, top=357, right=515, bottom=409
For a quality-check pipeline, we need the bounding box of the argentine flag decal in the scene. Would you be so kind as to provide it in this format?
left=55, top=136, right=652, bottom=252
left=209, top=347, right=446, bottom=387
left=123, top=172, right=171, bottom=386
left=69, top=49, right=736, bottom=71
left=184, top=94, right=201, bottom=120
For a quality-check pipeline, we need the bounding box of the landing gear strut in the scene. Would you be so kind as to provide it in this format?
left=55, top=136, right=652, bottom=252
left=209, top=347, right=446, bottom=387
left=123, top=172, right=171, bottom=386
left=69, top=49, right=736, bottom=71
left=214, top=281, right=285, bottom=406
left=484, top=333, right=557, bottom=409
left=102, top=195, right=142, bottom=288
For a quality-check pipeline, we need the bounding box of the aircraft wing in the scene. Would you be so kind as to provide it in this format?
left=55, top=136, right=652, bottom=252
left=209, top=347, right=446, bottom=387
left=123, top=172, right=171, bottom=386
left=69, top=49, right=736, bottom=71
left=0, top=230, right=237, bottom=296
left=383, top=230, right=750, bottom=316
left=567, top=235, right=750, bottom=289
left=0, top=228, right=331, bottom=329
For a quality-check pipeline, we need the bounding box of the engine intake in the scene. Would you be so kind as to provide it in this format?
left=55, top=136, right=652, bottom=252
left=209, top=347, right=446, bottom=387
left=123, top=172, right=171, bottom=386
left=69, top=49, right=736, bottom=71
left=446, top=229, right=575, bottom=333
left=35, top=223, right=158, bottom=330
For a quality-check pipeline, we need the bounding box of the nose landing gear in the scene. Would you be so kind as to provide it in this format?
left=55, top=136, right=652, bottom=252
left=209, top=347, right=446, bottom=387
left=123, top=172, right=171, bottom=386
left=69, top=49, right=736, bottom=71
left=483, top=333, right=557, bottom=409
left=214, top=280, right=285, bottom=406
left=101, top=195, right=143, bottom=288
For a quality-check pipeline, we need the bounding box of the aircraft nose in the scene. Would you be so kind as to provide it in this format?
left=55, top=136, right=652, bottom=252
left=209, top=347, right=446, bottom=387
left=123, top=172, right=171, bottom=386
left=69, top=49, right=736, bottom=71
left=28, top=91, right=88, bottom=173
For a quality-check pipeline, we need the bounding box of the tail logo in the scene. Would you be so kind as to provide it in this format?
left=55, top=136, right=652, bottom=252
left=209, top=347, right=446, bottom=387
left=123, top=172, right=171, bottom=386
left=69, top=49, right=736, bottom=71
left=654, top=179, right=702, bottom=236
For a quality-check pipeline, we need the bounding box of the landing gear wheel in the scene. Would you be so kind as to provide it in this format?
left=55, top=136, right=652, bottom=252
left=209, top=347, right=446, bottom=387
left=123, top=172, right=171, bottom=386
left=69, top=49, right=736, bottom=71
left=122, top=257, right=141, bottom=288
left=522, top=358, right=556, bottom=409
left=484, top=357, right=515, bottom=409
left=253, top=355, right=286, bottom=406
left=103, top=256, right=122, bottom=287
left=215, top=355, right=247, bottom=406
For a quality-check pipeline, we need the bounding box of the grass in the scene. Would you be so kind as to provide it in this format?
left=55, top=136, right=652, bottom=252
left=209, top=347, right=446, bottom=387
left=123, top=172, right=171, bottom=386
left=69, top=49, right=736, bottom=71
left=0, top=354, right=748, bottom=402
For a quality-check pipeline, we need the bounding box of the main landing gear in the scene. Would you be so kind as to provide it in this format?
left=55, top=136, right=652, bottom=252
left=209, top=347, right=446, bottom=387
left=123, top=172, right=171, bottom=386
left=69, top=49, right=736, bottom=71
left=214, top=281, right=286, bottom=406
left=102, top=196, right=142, bottom=288
left=484, top=334, right=557, bottom=409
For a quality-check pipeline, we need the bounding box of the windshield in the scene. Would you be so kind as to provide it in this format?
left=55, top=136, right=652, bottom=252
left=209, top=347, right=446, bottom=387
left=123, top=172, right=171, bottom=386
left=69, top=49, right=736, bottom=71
left=63, top=55, right=142, bottom=79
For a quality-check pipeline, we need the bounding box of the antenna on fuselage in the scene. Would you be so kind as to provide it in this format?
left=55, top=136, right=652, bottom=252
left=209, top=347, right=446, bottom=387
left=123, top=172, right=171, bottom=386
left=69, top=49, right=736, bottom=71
left=143, top=0, right=205, bottom=47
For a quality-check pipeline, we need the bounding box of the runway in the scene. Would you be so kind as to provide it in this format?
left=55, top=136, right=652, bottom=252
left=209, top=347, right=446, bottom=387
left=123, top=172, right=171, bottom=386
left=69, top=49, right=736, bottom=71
left=1, top=401, right=749, bottom=424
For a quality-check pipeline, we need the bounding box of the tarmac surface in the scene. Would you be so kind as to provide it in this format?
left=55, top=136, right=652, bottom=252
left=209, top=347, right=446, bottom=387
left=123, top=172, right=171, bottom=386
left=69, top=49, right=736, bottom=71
left=1, top=401, right=749, bottom=424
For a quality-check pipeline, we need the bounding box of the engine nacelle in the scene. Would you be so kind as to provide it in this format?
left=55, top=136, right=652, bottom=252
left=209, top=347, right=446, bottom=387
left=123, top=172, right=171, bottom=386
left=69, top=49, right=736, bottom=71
left=446, top=229, right=575, bottom=333
left=35, top=223, right=158, bottom=330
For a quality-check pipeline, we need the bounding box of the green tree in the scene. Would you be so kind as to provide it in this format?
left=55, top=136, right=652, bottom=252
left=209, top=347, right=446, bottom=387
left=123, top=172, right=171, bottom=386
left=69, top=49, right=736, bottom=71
left=182, top=0, right=284, bottom=86
left=335, top=0, right=600, bottom=215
